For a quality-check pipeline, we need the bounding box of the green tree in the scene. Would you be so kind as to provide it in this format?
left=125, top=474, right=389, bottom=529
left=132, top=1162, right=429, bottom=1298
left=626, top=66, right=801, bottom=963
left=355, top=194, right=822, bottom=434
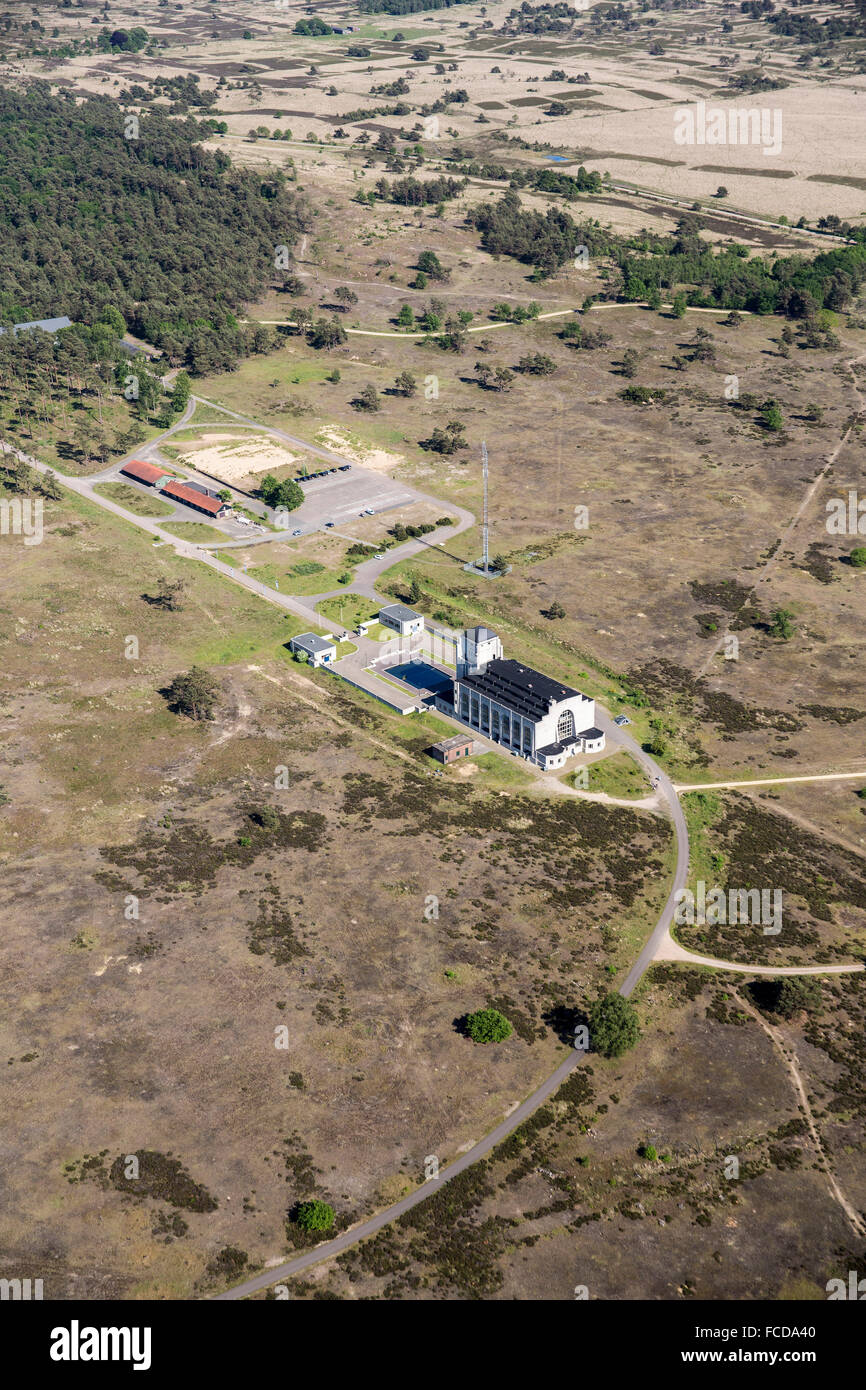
left=417, top=250, right=447, bottom=281
left=171, top=371, right=191, bottom=412
left=395, top=370, right=416, bottom=397
left=155, top=576, right=188, bottom=611
left=770, top=608, right=795, bottom=640
left=164, top=666, right=220, bottom=721
left=850, top=547, right=866, bottom=568
left=333, top=286, right=358, bottom=312
left=307, top=317, right=347, bottom=350
left=38, top=469, right=63, bottom=500
left=396, top=303, right=415, bottom=329
left=773, top=977, right=821, bottom=1019
left=260, top=474, right=304, bottom=512
left=621, top=348, right=639, bottom=379
left=353, top=383, right=380, bottom=412
left=295, top=1200, right=335, bottom=1231
left=589, top=994, right=640, bottom=1058
left=465, top=1008, right=512, bottom=1043
left=672, top=292, right=687, bottom=319
left=760, top=399, right=784, bottom=432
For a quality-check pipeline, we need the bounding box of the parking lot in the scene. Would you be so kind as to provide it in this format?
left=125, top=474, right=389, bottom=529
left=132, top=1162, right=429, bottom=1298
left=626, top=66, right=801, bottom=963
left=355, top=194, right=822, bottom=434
left=285, top=466, right=417, bottom=537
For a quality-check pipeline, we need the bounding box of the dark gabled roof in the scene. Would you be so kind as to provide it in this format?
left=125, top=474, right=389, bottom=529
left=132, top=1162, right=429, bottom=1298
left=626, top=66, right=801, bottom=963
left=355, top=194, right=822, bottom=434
left=184, top=479, right=219, bottom=499
left=458, top=659, right=580, bottom=722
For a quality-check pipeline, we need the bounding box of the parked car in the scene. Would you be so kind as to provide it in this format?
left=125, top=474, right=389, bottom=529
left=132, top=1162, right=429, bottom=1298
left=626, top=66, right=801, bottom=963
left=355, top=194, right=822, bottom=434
left=324, top=521, right=335, bottom=528
left=291, top=528, right=302, bottom=537
left=613, top=715, right=631, bottom=727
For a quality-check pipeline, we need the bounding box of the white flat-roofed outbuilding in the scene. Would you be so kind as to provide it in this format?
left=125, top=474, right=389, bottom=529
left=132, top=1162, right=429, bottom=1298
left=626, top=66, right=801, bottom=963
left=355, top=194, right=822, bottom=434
left=379, top=603, right=424, bottom=637
left=289, top=632, right=337, bottom=667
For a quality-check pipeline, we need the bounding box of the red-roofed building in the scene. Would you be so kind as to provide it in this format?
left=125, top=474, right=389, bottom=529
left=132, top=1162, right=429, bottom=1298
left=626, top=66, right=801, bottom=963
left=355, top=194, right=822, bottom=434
left=161, top=479, right=231, bottom=518
left=120, top=459, right=167, bottom=487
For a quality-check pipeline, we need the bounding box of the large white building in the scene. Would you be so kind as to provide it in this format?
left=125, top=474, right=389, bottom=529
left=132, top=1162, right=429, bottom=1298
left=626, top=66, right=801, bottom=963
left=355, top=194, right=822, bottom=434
left=457, top=625, right=502, bottom=677
left=435, top=627, right=604, bottom=770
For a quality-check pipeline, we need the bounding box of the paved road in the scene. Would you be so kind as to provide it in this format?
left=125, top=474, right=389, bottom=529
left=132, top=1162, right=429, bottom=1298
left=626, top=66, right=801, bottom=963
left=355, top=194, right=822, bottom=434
left=213, top=1045, right=583, bottom=1300
left=604, top=712, right=691, bottom=999
left=0, top=421, right=474, bottom=634
left=214, top=707, right=685, bottom=1300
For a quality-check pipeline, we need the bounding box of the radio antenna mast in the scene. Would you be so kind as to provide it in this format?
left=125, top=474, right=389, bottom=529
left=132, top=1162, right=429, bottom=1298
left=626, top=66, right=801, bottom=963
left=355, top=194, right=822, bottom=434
left=481, top=439, right=489, bottom=573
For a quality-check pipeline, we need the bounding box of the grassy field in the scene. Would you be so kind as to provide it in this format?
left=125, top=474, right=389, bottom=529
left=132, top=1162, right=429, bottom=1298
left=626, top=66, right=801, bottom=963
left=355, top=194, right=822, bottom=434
left=250, top=559, right=344, bottom=595
left=93, top=481, right=175, bottom=518
left=160, top=520, right=228, bottom=544
left=317, top=594, right=379, bottom=629
left=577, top=751, right=653, bottom=801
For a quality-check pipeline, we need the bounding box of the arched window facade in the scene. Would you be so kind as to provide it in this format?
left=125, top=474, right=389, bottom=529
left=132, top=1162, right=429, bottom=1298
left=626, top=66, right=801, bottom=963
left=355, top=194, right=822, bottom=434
left=557, top=709, right=575, bottom=742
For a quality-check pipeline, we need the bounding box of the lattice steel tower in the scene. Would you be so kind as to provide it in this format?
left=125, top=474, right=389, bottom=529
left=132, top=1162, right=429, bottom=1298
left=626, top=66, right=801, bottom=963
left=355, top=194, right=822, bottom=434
left=481, top=440, right=489, bottom=572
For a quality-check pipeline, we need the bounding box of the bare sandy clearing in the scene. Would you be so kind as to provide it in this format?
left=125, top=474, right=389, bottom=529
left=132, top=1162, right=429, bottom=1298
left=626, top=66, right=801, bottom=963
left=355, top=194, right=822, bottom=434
left=175, top=432, right=299, bottom=482
left=317, top=427, right=405, bottom=475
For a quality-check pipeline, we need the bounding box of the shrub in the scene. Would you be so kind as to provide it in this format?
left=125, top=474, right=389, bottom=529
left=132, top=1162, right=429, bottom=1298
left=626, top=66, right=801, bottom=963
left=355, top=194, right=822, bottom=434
left=164, top=666, right=220, bottom=721
left=296, top=1200, right=335, bottom=1231
left=589, top=994, right=640, bottom=1058
left=466, top=1008, right=512, bottom=1043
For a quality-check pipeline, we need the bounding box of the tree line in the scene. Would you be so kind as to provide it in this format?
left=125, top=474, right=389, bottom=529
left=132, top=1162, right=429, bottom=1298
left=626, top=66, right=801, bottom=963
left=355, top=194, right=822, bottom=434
left=470, top=192, right=866, bottom=316
left=373, top=175, right=466, bottom=205
left=0, top=85, right=307, bottom=372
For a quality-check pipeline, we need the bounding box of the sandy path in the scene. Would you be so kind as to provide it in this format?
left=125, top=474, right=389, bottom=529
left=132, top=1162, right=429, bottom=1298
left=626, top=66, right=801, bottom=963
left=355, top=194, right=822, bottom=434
left=733, top=987, right=866, bottom=1240
left=676, top=771, right=866, bottom=793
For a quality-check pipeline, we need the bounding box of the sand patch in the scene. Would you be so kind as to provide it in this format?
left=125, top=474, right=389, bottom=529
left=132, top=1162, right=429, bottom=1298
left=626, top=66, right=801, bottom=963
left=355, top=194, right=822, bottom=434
left=317, top=427, right=405, bottom=475
left=174, top=432, right=299, bottom=484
